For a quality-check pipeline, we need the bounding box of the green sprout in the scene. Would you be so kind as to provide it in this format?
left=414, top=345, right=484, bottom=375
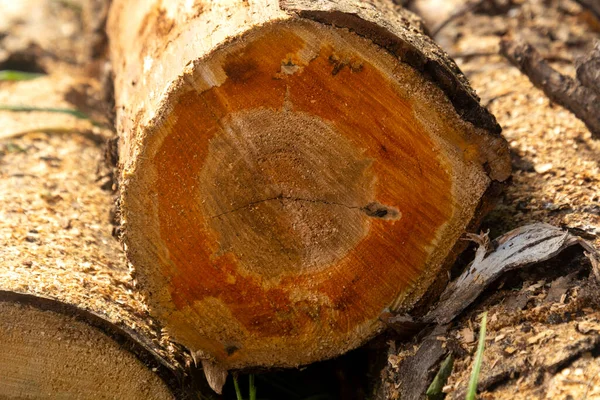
left=466, top=312, right=488, bottom=400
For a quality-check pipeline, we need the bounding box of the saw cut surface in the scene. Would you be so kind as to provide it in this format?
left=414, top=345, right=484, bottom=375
left=0, top=300, right=173, bottom=399
left=122, top=19, right=498, bottom=368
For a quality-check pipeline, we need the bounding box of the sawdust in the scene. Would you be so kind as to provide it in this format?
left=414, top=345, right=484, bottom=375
left=456, top=0, right=600, bottom=244
left=0, top=126, right=183, bottom=366
left=385, top=0, right=600, bottom=398
left=0, top=0, right=187, bottom=377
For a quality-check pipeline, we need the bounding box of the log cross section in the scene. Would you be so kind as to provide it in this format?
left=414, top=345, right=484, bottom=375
left=108, top=0, right=511, bottom=369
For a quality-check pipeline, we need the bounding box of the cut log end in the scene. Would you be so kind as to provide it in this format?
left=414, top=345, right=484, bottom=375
left=0, top=292, right=174, bottom=399
left=112, top=8, right=511, bottom=370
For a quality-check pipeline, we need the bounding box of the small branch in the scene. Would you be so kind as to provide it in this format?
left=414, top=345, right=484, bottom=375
left=431, top=0, right=485, bottom=37
left=450, top=51, right=500, bottom=60
left=576, top=42, right=600, bottom=96
left=500, top=38, right=600, bottom=139
left=424, top=223, right=599, bottom=324
left=484, top=91, right=514, bottom=108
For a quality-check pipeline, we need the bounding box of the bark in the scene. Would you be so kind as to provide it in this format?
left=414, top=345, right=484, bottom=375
left=107, top=0, right=510, bottom=376
left=425, top=224, right=599, bottom=325
left=576, top=42, right=600, bottom=96
left=500, top=38, right=600, bottom=139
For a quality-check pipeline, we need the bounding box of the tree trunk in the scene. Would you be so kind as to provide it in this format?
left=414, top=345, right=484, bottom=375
left=107, top=0, right=511, bottom=372
left=0, top=291, right=175, bottom=399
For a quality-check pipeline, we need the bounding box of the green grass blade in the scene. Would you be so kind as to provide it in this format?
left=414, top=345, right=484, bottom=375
left=0, top=70, right=45, bottom=81
left=249, top=374, right=257, bottom=400
left=466, top=312, right=488, bottom=400
left=0, top=105, right=89, bottom=120
left=233, top=375, right=243, bottom=400
left=426, top=353, right=454, bottom=399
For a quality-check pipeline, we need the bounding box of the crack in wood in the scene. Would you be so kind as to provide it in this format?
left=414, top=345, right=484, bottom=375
left=209, top=195, right=400, bottom=220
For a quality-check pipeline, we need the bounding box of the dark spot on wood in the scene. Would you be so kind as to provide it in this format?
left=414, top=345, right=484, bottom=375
left=349, top=61, right=364, bottom=73
left=362, top=202, right=401, bottom=220
left=328, top=54, right=363, bottom=75
left=225, top=345, right=239, bottom=356
left=223, top=58, right=260, bottom=83
left=190, top=3, right=204, bottom=18
left=329, top=55, right=346, bottom=76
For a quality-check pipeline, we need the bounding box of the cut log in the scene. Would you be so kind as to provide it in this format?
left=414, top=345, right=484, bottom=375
left=0, top=291, right=175, bottom=399
left=0, top=58, right=188, bottom=396
left=107, top=0, right=511, bottom=371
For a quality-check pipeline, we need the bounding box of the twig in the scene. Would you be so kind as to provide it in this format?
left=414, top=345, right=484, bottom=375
left=576, top=42, right=600, bottom=96
left=450, top=51, right=500, bottom=60
left=424, top=223, right=599, bottom=324
left=431, top=0, right=485, bottom=37
left=484, top=91, right=514, bottom=108
left=500, top=38, right=600, bottom=139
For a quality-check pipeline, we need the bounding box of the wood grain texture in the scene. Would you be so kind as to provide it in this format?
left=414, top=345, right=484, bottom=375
left=0, top=291, right=174, bottom=399
left=107, top=0, right=511, bottom=370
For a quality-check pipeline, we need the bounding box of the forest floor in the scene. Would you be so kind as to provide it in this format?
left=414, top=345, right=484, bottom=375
left=383, top=0, right=600, bottom=398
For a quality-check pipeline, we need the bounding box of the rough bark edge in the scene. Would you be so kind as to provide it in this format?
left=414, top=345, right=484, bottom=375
left=280, top=0, right=502, bottom=136
left=0, top=290, right=181, bottom=396
left=500, top=38, right=600, bottom=139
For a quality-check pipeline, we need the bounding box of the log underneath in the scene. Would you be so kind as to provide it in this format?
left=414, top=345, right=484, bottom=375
left=0, top=291, right=174, bottom=399
left=108, top=0, right=511, bottom=370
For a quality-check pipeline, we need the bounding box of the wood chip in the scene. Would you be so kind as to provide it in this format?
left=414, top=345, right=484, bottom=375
left=460, top=327, right=475, bottom=344
left=577, top=320, right=600, bottom=334
left=527, top=329, right=556, bottom=345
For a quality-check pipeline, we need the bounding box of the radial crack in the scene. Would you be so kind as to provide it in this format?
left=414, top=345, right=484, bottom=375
left=209, top=195, right=401, bottom=220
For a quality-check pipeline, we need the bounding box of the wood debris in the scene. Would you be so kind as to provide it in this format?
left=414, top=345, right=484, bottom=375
left=425, top=223, right=598, bottom=324
left=500, top=38, right=600, bottom=138
left=385, top=0, right=600, bottom=397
